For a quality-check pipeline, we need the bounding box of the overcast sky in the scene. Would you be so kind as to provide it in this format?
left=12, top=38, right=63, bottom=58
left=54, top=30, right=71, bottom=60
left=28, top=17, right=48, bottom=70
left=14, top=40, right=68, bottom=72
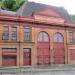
left=29, top=0, right=75, bottom=15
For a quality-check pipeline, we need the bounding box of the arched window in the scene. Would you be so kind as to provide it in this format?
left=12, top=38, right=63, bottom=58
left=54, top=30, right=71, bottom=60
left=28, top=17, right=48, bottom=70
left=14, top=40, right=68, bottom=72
left=38, top=32, right=49, bottom=42
left=54, top=33, right=64, bottom=42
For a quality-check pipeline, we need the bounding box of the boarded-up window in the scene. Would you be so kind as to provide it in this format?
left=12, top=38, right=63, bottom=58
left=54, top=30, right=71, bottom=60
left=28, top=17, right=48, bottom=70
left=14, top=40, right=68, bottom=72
left=2, top=56, right=17, bottom=66
left=2, top=48, right=17, bottom=66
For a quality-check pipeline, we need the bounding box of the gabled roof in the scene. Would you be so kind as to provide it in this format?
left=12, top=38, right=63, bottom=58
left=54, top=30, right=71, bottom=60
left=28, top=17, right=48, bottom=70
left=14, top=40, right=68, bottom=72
left=17, top=2, right=72, bottom=23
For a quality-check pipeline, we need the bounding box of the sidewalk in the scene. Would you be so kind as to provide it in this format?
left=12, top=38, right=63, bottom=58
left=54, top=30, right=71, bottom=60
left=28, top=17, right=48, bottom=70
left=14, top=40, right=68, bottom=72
left=0, top=64, right=75, bottom=75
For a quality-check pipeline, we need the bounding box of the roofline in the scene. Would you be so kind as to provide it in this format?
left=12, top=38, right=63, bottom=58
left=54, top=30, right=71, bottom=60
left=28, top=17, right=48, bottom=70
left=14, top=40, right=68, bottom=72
left=0, top=14, right=75, bottom=28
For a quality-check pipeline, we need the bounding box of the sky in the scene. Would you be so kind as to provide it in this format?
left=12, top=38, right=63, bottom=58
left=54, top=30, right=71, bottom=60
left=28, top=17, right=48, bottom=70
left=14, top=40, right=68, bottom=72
left=29, top=0, right=75, bottom=15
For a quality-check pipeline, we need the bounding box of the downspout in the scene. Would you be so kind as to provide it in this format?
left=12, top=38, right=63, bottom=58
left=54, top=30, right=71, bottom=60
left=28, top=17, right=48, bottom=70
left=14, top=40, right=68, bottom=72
left=64, top=21, right=68, bottom=64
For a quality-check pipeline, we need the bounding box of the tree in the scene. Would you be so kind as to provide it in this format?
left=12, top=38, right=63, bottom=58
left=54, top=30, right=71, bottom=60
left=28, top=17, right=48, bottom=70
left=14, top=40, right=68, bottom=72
left=1, top=0, right=16, bottom=11
left=0, top=0, right=3, bottom=8
left=14, top=0, right=27, bottom=11
left=70, top=15, right=75, bottom=23
left=1, top=0, right=27, bottom=11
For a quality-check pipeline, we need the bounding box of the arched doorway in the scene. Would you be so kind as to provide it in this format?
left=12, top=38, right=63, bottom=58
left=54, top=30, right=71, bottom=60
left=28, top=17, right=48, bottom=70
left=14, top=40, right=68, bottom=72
left=53, top=33, right=65, bottom=64
left=37, top=32, right=50, bottom=65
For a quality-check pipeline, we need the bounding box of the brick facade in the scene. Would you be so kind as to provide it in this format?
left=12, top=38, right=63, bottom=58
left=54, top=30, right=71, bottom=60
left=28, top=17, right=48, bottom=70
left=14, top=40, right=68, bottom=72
left=0, top=2, right=75, bottom=67
left=0, top=14, right=74, bottom=67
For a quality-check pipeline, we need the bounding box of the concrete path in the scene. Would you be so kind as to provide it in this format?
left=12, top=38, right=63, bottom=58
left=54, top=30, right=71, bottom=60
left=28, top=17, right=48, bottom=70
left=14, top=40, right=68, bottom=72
left=0, top=65, right=75, bottom=75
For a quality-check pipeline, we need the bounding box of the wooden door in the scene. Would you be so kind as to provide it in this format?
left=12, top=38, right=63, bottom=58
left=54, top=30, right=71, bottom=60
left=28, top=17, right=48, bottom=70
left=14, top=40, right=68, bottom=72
left=54, top=43, right=65, bottom=64
left=23, top=49, right=31, bottom=66
left=37, top=32, right=50, bottom=65
left=70, top=49, right=75, bottom=64
left=53, top=33, right=65, bottom=64
left=38, top=42, right=50, bottom=64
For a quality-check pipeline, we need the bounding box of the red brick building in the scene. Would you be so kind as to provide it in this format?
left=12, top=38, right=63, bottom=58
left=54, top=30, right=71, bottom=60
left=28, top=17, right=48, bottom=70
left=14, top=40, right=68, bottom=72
left=0, top=2, right=75, bottom=67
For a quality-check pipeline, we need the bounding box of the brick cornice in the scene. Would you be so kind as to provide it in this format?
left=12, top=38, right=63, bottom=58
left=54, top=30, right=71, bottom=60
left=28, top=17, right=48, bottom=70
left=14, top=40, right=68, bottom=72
left=0, top=14, right=75, bottom=28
